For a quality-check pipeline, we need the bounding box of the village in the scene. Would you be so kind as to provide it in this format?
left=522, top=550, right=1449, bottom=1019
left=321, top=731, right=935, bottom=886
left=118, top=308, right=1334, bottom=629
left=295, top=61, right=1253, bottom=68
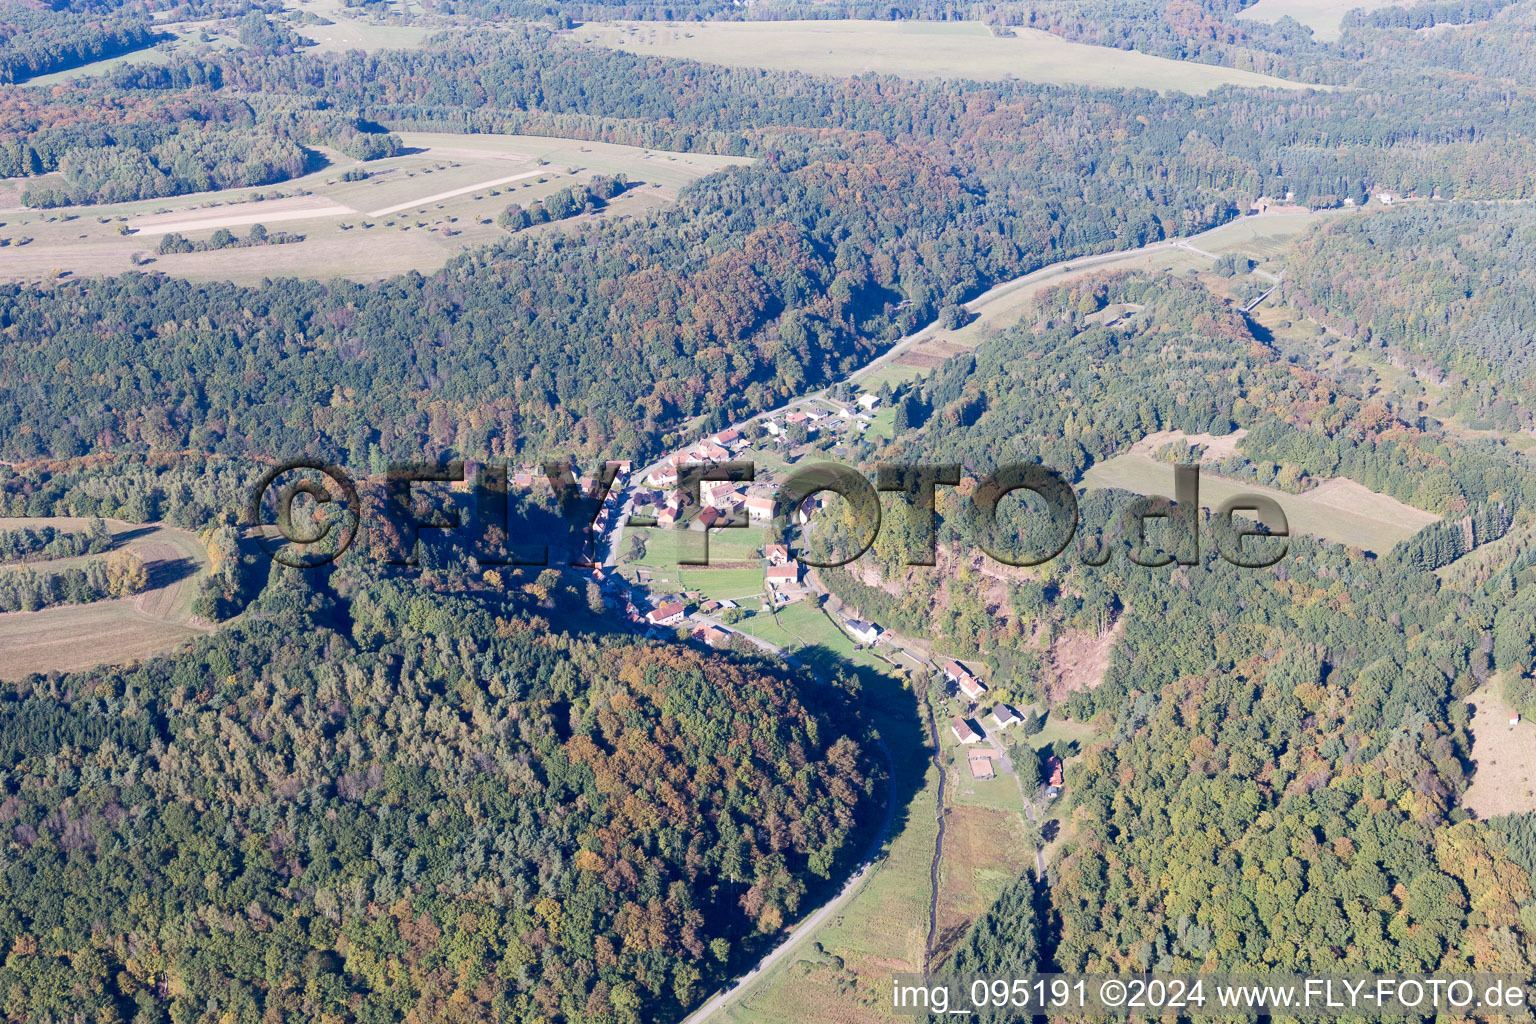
left=545, top=384, right=1080, bottom=819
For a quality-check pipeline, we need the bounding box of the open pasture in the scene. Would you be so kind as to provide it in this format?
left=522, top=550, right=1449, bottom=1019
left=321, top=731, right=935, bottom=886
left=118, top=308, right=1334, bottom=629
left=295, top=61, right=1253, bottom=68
left=1463, top=683, right=1536, bottom=818
left=1081, top=453, right=1438, bottom=554
left=574, top=19, right=1316, bottom=94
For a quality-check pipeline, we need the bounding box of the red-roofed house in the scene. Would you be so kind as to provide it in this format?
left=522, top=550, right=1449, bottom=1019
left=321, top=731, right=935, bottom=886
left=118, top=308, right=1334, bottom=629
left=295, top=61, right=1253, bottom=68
left=647, top=602, right=686, bottom=627
left=945, top=660, right=987, bottom=701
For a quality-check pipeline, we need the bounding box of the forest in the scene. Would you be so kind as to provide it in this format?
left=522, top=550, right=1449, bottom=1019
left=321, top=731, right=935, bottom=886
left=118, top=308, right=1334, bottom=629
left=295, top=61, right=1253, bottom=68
left=0, top=553, right=877, bottom=1024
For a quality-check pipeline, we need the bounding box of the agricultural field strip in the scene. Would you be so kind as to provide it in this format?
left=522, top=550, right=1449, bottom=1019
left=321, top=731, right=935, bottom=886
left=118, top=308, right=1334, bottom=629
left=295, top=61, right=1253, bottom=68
left=364, top=168, right=549, bottom=217
left=127, top=168, right=553, bottom=236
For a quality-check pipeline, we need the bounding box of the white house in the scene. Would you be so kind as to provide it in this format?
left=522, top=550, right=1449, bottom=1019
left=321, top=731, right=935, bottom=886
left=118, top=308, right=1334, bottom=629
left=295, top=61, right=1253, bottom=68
left=988, top=705, right=1022, bottom=730
left=845, top=619, right=881, bottom=644
left=857, top=393, right=881, bottom=411
left=647, top=601, right=686, bottom=627
left=951, top=717, right=981, bottom=744
left=746, top=495, right=776, bottom=521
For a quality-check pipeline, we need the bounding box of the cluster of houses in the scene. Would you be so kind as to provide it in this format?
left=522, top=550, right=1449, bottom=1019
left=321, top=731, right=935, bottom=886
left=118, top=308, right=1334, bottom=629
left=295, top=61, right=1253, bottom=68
left=945, top=659, right=988, bottom=701
left=761, top=394, right=881, bottom=440
left=944, top=660, right=1063, bottom=797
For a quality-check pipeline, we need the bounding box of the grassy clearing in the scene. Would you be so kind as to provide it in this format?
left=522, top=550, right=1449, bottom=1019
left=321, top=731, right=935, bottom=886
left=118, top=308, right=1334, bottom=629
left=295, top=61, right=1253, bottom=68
left=932, top=804, right=1030, bottom=965
left=676, top=568, right=766, bottom=602
left=1080, top=452, right=1437, bottom=554
left=0, top=518, right=213, bottom=681
left=1464, top=681, right=1536, bottom=817
left=1237, top=0, right=1404, bottom=40
left=624, top=524, right=768, bottom=568
left=0, top=132, right=750, bottom=284
left=573, top=19, right=1315, bottom=94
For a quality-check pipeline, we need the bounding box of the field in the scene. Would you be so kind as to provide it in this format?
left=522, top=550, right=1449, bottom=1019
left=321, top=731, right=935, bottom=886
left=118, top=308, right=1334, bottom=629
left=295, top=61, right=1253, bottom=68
left=1237, top=0, right=1406, bottom=40
left=1463, top=683, right=1536, bottom=818
left=0, top=518, right=213, bottom=681
left=1081, top=452, right=1438, bottom=554
left=624, top=522, right=768, bottom=570
left=21, top=0, right=428, bottom=87
left=573, top=20, right=1315, bottom=94
left=0, top=132, right=751, bottom=283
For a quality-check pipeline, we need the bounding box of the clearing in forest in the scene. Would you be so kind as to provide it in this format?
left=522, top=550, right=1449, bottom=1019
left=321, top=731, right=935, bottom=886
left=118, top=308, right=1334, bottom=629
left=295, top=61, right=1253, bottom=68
left=574, top=20, right=1317, bottom=93
left=1081, top=453, right=1438, bottom=554
left=1464, top=684, right=1536, bottom=818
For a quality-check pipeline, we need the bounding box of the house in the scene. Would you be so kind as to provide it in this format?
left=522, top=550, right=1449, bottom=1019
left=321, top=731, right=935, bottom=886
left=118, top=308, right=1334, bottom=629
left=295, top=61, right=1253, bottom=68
left=945, top=660, right=988, bottom=701
left=766, top=564, right=800, bottom=585
left=804, top=408, right=827, bottom=421
left=786, top=410, right=809, bottom=424
left=951, top=717, right=981, bottom=744
left=746, top=496, right=776, bottom=521
left=1377, top=192, right=1396, bottom=206
left=968, top=751, right=995, bottom=780
left=1045, top=755, right=1064, bottom=798
left=702, top=481, right=741, bottom=510
left=647, top=602, right=686, bottom=627
left=712, top=428, right=741, bottom=447
left=764, top=543, right=790, bottom=565
left=690, top=506, right=723, bottom=531
left=656, top=505, right=678, bottom=528
left=698, top=441, right=730, bottom=463
left=857, top=393, right=880, bottom=411
left=652, top=464, right=678, bottom=487
left=716, top=599, right=738, bottom=610
left=988, top=705, right=1022, bottom=730
left=845, top=619, right=881, bottom=644
left=763, top=420, right=784, bottom=436
left=700, top=600, right=720, bottom=614
left=693, top=624, right=733, bottom=648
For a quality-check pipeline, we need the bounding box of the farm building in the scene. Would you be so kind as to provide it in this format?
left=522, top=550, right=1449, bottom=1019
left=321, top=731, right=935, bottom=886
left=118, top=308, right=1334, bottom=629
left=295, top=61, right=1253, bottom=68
left=988, top=705, right=1022, bottom=730
left=845, top=619, right=881, bottom=644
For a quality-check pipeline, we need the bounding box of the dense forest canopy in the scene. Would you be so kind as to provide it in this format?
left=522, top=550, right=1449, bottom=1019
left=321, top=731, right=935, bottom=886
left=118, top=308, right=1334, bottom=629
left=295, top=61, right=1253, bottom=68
left=0, top=559, right=877, bottom=1024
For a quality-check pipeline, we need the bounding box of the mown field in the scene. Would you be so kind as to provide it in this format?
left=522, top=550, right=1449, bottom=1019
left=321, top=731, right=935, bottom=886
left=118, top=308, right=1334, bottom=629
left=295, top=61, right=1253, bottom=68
left=1237, top=0, right=1405, bottom=40
left=0, top=517, right=213, bottom=680
left=1463, top=682, right=1536, bottom=817
left=573, top=19, right=1315, bottom=93
left=1080, top=452, right=1439, bottom=554
left=0, top=133, right=750, bottom=283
